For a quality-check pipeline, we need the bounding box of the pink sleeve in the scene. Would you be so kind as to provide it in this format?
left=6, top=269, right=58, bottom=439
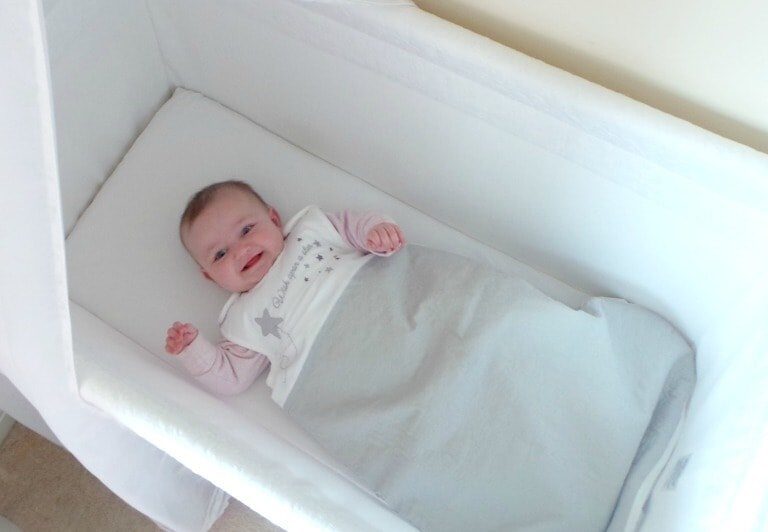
left=176, top=334, right=270, bottom=395
left=326, top=210, right=398, bottom=257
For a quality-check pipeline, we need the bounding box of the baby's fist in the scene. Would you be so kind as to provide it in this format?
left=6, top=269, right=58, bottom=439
left=165, top=322, right=198, bottom=355
left=365, top=222, right=405, bottom=254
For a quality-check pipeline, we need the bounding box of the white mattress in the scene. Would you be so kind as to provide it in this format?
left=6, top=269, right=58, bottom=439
left=65, top=87, right=590, bottom=524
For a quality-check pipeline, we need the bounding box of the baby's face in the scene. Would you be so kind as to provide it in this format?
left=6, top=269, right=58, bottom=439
left=182, top=188, right=284, bottom=293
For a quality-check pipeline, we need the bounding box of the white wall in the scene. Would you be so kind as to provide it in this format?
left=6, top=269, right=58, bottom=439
left=415, top=0, right=768, bottom=155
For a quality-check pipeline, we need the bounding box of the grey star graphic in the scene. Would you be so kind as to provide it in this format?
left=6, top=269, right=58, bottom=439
left=313, top=240, right=320, bottom=247
left=254, top=308, right=283, bottom=339
left=325, top=267, right=333, bottom=273
left=316, top=254, right=324, bottom=261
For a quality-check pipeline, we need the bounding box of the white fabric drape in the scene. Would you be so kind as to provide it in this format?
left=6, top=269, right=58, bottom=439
left=0, top=2, right=228, bottom=530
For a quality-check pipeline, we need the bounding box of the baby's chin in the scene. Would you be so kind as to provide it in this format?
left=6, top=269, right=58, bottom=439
left=234, top=269, right=271, bottom=293
left=237, top=280, right=261, bottom=293
left=214, top=276, right=260, bottom=294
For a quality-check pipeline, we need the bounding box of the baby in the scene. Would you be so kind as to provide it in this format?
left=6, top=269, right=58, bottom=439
left=162, top=179, right=694, bottom=531
left=164, top=180, right=405, bottom=396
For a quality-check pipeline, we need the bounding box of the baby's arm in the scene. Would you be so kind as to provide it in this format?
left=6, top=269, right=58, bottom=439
left=326, top=210, right=406, bottom=255
left=165, top=322, right=269, bottom=395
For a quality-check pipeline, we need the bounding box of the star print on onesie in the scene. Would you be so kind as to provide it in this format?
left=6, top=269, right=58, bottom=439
left=255, top=308, right=283, bottom=339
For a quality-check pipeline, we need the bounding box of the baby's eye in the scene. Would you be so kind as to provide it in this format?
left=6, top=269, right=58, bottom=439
left=241, top=224, right=254, bottom=236
left=213, top=249, right=226, bottom=262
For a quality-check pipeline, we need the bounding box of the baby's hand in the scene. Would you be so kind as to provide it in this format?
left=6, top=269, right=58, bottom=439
left=165, top=322, right=198, bottom=355
left=365, top=222, right=406, bottom=254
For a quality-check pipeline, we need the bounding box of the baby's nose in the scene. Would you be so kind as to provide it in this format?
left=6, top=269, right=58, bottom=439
left=235, top=244, right=252, bottom=260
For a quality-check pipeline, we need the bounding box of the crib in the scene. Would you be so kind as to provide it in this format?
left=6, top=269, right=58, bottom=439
left=2, top=0, right=768, bottom=530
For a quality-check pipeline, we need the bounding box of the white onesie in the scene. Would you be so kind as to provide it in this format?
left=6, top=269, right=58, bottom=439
left=218, top=205, right=374, bottom=406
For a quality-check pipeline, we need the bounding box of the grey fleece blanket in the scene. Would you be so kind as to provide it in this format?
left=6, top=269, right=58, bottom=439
left=284, top=245, right=695, bottom=532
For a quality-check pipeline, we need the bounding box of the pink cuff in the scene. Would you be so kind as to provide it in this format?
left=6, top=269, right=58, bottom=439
left=176, top=334, right=218, bottom=376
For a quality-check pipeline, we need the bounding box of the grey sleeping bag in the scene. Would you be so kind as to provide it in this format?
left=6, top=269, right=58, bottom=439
left=283, top=245, right=695, bottom=531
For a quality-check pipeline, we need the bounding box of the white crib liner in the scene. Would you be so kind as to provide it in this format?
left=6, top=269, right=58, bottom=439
left=65, top=87, right=612, bottom=529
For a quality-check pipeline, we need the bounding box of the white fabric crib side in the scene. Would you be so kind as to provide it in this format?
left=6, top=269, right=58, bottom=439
left=0, top=2, right=228, bottom=531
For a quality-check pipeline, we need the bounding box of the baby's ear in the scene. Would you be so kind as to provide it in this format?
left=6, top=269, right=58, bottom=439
left=269, top=206, right=282, bottom=228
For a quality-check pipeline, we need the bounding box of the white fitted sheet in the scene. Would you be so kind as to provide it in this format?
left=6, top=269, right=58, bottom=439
left=64, top=87, right=589, bottom=525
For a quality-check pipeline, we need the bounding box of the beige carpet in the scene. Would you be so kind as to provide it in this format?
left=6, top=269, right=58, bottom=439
left=0, top=423, right=283, bottom=531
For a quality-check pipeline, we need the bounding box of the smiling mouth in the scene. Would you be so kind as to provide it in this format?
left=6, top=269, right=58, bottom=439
left=242, top=253, right=262, bottom=271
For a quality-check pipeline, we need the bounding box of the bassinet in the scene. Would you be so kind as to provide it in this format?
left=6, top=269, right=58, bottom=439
left=2, top=1, right=767, bottom=531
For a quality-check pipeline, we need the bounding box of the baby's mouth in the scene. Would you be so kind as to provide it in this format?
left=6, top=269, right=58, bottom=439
left=242, top=252, right=262, bottom=272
